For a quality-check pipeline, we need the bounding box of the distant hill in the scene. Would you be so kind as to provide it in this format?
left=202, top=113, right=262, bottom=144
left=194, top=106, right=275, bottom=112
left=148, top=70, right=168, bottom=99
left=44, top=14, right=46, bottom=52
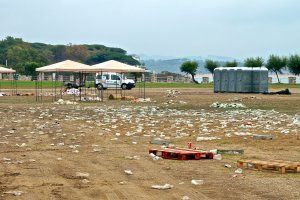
left=141, top=55, right=241, bottom=74
left=0, top=36, right=139, bottom=75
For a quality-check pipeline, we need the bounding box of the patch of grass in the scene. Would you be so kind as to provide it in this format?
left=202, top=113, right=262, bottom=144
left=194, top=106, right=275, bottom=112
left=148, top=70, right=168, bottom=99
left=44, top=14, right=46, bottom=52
left=0, top=80, right=299, bottom=89
left=136, top=82, right=213, bottom=88
left=0, top=80, right=63, bottom=89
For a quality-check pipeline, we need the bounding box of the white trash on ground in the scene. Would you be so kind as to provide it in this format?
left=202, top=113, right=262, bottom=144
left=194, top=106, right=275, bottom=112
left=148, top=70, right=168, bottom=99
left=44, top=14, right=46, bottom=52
left=3, top=191, right=27, bottom=196
left=191, top=180, right=204, bottom=185
left=234, top=168, right=243, bottom=174
left=76, top=172, right=90, bottom=179
left=124, top=170, right=133, bottom=175
left=151, top=183, right=174, bottom=190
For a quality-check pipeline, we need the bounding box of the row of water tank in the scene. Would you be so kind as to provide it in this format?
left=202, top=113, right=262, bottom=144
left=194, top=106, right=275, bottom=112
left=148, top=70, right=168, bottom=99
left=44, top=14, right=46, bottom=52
left=214, top=67, right=268, bottom=93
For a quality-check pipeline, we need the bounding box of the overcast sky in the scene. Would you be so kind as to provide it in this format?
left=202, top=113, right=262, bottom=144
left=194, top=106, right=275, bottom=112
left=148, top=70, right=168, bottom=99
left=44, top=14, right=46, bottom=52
left=1, top=0, right=300, bottom=60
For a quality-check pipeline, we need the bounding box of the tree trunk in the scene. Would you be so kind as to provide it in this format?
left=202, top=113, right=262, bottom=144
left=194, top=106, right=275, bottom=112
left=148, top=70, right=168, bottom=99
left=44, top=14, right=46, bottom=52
left=191, top=74, right=199, bottom=84
left=275, top=72, right=281, bottom=83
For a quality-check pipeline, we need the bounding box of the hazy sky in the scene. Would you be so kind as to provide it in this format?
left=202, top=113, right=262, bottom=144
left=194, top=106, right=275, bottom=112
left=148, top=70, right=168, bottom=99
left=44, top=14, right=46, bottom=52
left=1, top=0, right=300, bottom=59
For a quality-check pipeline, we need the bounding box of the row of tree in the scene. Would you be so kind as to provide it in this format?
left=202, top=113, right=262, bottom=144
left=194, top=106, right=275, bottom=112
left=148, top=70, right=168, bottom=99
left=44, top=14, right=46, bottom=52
left=0, top=36, right=140, bottom=76
left=180, top=55, right=300, bottom=84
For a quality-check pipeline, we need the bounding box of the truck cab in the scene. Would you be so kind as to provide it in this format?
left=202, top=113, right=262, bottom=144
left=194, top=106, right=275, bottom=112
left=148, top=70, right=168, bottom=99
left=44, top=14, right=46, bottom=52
left=94, top=72, right=135, bottom=90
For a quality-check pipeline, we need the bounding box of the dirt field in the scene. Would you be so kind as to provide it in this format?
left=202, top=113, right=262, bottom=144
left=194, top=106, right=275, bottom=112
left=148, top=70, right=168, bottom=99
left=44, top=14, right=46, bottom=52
left=0, top=88, right=299, bottom=200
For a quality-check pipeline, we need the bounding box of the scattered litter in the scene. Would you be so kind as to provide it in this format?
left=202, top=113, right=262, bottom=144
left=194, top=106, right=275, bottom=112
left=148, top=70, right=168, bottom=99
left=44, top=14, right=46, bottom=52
left=213, top=154, right=222, bottom=160
left=263, top=88, right=291, bottom=95
left=150, top=138, right=170, bottom=146
left=217, top=149, right=244, bottom=155
left=3, top=191, right=26, bottom=196
left=196, top=136, right=220, bottom=141
left=253, top=135, right=273, bottom=140
left=234, top=168, right=243, bottom=174
left=191, top=180, right=204, bottom=185
left=133, top=98, right=151, bottom=103
left=224, top=164, right=232, bottom=168
left=181, top=196, right=190, bottom=200
left=119, top=181, right=127, bottom=185
left=210, top=102, right=246, bottom=108
left=54, top=99, right=78, bottom=105
left=0, top=92, right=8, bottom=96
left=151, top=183, right=174, bottom=190
left=76, top=172, right=90, bottom=179
left=125, top=156, right=140, bottom=160
left=124, top=170, right=133, bottom=175
left=81, top=179, right=90, bottom=184
left=209, top=149, right=218, bottom=154
left=166, top=89, right=180, bottom=98
left=149, top=153, right=162, bottom=161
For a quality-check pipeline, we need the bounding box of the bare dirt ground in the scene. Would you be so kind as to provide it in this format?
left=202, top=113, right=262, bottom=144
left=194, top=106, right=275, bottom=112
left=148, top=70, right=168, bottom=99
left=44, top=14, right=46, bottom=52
left=0, top=88, right=299, bottom=200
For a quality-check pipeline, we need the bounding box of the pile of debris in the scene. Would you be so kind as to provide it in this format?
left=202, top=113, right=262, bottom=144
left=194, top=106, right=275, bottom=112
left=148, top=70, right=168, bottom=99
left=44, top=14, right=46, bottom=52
left=53, top=99, right=78, bottom=105
left=166, top=89, right=180, bottom=98
left=210, top=102, right=246, bottom=108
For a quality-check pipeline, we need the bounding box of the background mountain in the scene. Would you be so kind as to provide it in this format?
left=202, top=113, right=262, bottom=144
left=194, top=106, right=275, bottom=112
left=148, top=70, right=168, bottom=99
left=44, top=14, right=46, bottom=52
left=140, top=55, right=241, bottom=74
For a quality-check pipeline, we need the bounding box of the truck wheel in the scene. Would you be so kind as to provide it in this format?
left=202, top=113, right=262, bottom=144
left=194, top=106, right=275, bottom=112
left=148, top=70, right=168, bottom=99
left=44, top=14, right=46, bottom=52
left=121, top=84, right=127, bottom=90
left=97, top=84, right=104, bottom=90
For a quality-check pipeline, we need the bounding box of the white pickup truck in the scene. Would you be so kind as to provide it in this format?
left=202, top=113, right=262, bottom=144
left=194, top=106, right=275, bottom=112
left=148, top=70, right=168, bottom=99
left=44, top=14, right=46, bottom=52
left=94, top=72, right=135, bottom=90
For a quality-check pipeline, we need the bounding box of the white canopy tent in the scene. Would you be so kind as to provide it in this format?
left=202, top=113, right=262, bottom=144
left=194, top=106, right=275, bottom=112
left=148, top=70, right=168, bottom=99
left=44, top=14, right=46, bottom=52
left=0, top=66, right=16, bottom=73
left=91, top=60, right=145, bottom=72
left=36, top=60, right=95, bottom=72
left=91, top=60, right=146, bottom=100
left=35, top=60, right=146, bottom=102
left=0, top=66, right=16, bottom=95
left=35, top=59, right=145, bottom=73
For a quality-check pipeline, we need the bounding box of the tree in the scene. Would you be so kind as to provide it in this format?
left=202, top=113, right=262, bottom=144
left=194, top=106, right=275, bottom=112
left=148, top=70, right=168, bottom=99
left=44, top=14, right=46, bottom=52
left=6, top=44, right=52, bottom=74
left=204, top=59, right=219, bottom=75
left=64, top=45, right=89, bottom=62
left=224, top=60, right=238, bottom=67
left=180, top=61, right=199, bottom=84
left=244, top=57, right=264, bottom=67
left=0, top=36, right=24, bottom=65
left=266, top=55, right=287, bottom=83
left=287, top=54, right=300, bottom=76
left=23, top=62, right=40, bottom=79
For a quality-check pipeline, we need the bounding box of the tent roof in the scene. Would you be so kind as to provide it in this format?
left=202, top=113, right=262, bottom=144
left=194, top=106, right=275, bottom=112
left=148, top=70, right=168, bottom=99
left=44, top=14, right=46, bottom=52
left=91, top=60, right=145, bottom=72
left=36, top=60, right=95, bottom=72
left=0, top=66, right=16, bottom=73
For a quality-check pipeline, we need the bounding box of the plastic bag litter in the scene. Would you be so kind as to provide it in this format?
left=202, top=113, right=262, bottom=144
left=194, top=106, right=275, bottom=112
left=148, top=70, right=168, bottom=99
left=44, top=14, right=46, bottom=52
left=3, top=191, right=26, bottom=196
left=191, top=180, right=204, bottom=185
left=76, top=172, right=90, bottom=179
left=124, top=170, right=133, bottom=175
left=234, top=168, right=243, bottom=174
left=151, top=183, right=174, bottom=190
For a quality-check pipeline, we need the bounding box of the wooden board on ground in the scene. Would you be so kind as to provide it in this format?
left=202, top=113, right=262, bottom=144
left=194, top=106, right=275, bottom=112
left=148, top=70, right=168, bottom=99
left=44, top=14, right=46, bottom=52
left=237, top=159, right=300, bottom=173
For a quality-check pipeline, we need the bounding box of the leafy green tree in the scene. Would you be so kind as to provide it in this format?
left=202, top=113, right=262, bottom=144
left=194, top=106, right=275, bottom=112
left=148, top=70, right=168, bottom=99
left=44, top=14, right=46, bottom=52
left=180, top=61, right=199, bottom=84
left=6, top=44, right=52, bottom=74
left=224, top=60, right=238, bottom=67
left=23, top=62, right=40, bottom=79
left=0, top=36, right=24, bottom=65
left=64, top=45, right=89, bottom=62
left=244, top=57, right=264, bottom=67
left=204, top=59, right=219, bottom=75
left=266, top=55, right=287, bottom=83
left=287, top=54, right=300, bottom=75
